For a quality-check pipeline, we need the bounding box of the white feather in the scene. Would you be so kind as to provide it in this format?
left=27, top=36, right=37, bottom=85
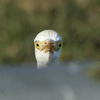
left=34, top=30, right=62, bottom=42
left=34, top=30, right=62, bottom=68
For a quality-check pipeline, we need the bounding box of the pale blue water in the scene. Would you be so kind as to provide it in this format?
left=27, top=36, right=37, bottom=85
left=0, top=61, right=100, bottom=100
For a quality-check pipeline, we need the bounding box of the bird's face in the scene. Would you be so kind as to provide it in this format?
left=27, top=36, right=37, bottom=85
left=35, top=39, right=62, bottom=54
left=34, top=30, right=62, bottom=68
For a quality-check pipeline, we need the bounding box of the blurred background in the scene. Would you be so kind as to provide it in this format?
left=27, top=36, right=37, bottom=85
left=0, top=0, right=100, bottom=100
left=0, top=0, right=100, bottom=64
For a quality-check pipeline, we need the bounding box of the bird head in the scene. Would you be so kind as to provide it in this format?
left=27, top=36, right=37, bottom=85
left=34, top=30, right=62, bottom=68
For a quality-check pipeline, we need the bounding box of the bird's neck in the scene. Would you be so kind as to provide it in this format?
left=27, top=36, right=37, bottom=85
left=37, top=61, right=48, bottom=68
left=37, top=61, right=57, bottom=68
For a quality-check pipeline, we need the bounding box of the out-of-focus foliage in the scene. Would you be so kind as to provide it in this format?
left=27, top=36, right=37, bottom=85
left=0, top=0, right=100, bottom=63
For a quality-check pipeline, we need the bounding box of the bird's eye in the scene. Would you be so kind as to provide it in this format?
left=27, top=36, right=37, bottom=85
left=35, top=41, right=40, bottom=48
left=59, top=43, right=62, bottom=48
left=36, top=43, right=39, bottom=47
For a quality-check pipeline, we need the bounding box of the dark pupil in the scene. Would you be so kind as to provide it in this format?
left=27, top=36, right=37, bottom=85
left=36, top=43, right=39, bottom=47
left=59, top=44, right=61, bottom=47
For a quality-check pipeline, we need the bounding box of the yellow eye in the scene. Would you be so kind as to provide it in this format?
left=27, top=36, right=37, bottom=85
left=56, top=41, right=62, bottom=51
left=35, top=41, right=40, bottom=49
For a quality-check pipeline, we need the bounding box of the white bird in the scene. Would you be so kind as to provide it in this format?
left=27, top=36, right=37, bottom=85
left=34, top=30, right=62, bottom=68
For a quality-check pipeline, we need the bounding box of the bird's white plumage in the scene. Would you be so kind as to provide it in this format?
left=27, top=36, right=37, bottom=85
left=34, top=30, right=62, bottom=68
left=34, top=30, right=61, bottom=42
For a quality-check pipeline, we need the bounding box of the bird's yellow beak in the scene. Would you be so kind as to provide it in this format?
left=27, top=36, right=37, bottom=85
left=35, top=39, right=62, bottom=54
left=42, top=39, right=55, bottom=54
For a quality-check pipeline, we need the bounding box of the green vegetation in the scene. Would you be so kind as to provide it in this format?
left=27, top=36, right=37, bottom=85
left=0, top=0, right=100, bottom=64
